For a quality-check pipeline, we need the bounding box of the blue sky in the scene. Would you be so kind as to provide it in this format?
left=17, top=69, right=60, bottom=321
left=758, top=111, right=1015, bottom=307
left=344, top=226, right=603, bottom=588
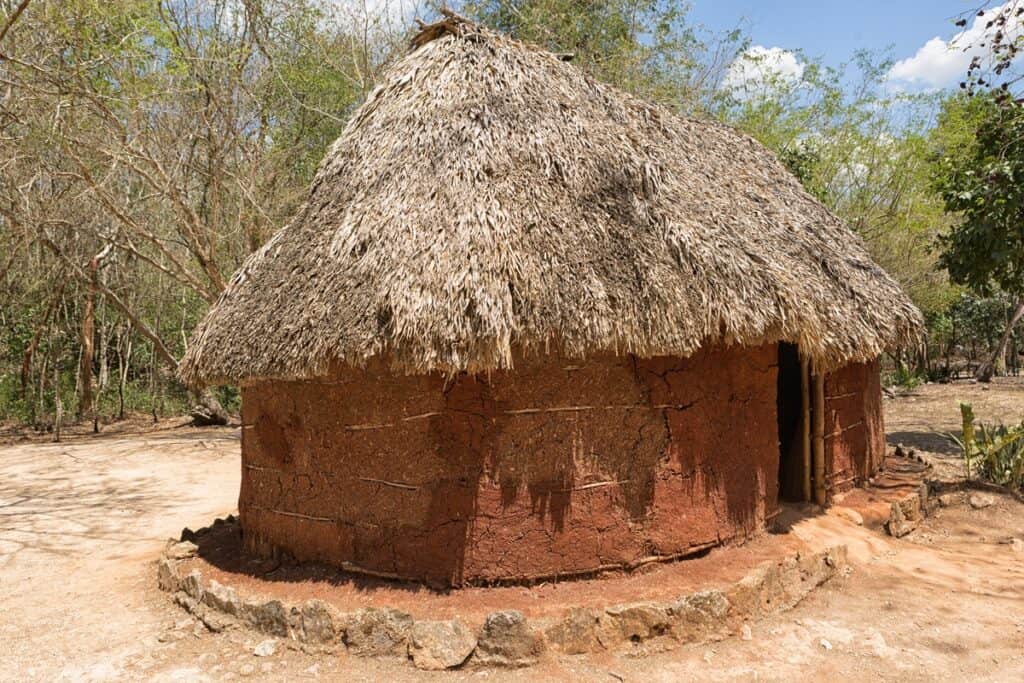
left=689, top=1, right=999, bottom=90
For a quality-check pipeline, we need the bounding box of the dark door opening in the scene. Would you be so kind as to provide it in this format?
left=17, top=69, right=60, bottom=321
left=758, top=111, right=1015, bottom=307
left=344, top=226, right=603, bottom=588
left=777, top=342, right=807, bottom=501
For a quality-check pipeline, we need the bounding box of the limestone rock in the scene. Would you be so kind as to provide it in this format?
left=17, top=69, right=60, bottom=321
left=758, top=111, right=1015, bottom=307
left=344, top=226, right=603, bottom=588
left=1011, top=538, right=1024, bottom=553
left=937, top=492, right=960, bottom=508
left=969, top=493, right=996, bottom=509
left=248, top=600, right=290, bottom=637
left=157, top=558, right=180, bottom=592
left=669, top=590, right=730, bottom=642
left=344, top=608, right=413, bottom=658
left=203, top=580, right=242, bottom=616
left=166, top=540, right=199, bottom=560
left=886, top=501, right=917, bottom=538
left=544, top=608, right=602, bottom=654
left=181, top=569, right=204, bottom=602
left=474, top=610, right=545, bottom=668
left=300, top=600, right=337, bottom=644
left=598, top=603, right=672, bottom=646
left=253, top=639, right=277, bottom=657
left=408, top=619, right=476, bottom=670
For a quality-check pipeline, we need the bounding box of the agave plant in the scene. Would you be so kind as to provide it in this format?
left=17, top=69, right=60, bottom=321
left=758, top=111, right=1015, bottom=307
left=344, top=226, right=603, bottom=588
left=949, top=402, right=1024, bottom=489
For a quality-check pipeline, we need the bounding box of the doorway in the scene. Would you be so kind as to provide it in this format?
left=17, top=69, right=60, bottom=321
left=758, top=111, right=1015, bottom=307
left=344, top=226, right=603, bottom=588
left=776, top=342, right=808, bottom=501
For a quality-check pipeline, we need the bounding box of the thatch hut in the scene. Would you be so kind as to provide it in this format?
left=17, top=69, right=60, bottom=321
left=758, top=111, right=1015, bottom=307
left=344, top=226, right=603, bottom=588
left=180, top=16, right=921, bottom=586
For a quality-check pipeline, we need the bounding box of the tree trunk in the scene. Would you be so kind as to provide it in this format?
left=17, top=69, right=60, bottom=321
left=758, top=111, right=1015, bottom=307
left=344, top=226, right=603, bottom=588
left=78, top=258, right=97, bottom=422
left=976, top=297, right=1024, bottom=382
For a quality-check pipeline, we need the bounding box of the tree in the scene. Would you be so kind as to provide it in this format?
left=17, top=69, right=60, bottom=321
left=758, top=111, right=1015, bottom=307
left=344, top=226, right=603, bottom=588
left=932, top=93, right=1024, bottom=380
left=0, top=0, right=406, bottom=427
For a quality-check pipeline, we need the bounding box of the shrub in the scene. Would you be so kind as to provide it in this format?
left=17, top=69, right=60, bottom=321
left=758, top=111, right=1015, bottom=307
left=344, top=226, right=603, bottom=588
left=950, top=402, right=1024, bottom=489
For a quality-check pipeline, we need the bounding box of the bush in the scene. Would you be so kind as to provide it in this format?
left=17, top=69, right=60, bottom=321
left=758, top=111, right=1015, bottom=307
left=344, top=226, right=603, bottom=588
left=885, top=366, right=923, bottom=390
left=951, top=402, right=1024, bottom=489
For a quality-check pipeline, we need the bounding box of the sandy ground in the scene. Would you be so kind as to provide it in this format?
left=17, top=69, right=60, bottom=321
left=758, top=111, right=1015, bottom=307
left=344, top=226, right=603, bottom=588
left=1, top=380, right=1023, bottom=681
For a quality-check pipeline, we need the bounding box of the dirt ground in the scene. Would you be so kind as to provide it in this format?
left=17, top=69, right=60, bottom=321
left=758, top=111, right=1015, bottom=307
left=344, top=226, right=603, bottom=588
left=1, top=380, right=1023, bottom=681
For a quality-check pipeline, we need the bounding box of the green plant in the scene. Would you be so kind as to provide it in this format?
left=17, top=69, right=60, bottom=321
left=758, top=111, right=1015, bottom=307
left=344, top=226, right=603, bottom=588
left=886, top=366, right=923, bottom=390
left=950, top=402, right=1024, bottom=489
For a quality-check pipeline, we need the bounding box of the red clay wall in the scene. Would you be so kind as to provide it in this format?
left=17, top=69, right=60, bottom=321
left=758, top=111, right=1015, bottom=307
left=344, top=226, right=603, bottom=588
left=823, top=359, right=885, bottom=496
left=239, top=344, right=781, bottom=586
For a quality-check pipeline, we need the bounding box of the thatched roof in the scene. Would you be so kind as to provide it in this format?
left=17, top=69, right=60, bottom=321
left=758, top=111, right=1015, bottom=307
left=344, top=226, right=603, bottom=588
left=180, top=15, right=922, bottom=387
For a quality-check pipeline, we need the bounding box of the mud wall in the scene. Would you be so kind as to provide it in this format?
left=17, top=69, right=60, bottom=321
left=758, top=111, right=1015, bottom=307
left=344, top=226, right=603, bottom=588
left=239, top=344, right=782, bottom=586
left=823, top=358, right=885, bottom=496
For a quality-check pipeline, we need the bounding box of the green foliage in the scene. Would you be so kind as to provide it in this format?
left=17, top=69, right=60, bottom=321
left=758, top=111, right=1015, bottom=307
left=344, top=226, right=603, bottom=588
left=885, top=365, right=923, bottom=390
left=932, top=93, right=1024, bottom=298
left=951, top=402, right=1024, bottom=489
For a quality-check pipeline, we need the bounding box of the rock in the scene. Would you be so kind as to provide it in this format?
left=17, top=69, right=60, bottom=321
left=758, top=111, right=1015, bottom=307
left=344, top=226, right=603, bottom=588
left=408, top=620, right=476, bottom=670
left=157, top=558, right=180, bottom=592
left=827, top=506, right=864, bottom=526
left=598, top=602, right=672, bottom=647
left=474, top=610, right=545, bottom=668
left=669, top=590, right=730, bottom=642
left=237, top=663, right=255, bottom=677
left=886, top=501, right=918, bottom=538
left=203, top=580, right=242, bottom=616
left=969, top=493, right=996, bottom=509
left=196, top=608, right=234, bottom=633
left=166, top=541, right=199, bottom=560
left=544, top=608, right=602, bottom=654
left=1010, top=539, right=1024, bottom=553
left=248, top=600, right=290, bottom=638
left=820, top=638, right=833, bottom=651
left=253, top=639, right=277, bottom=657
left=741, top=624, right=752, bottom=641
left=344, top=608, right=413, bottom=658
left=937, top=492, right=960, bottom=508
left=180, top=569, right=204, bottom=602
left=300, top=600, right=337, bottom=644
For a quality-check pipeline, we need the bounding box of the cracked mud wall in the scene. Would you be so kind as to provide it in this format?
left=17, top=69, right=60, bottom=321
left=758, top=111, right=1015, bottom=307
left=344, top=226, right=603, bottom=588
left=238, top=344, right=781, bottom=585
left=822, top=358, right=885, bottom=496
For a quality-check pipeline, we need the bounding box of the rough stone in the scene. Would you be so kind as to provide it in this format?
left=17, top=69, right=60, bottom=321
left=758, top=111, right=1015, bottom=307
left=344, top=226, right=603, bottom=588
left=300, top=600, right=337, bottom=644
left=344, top=608, right=413, bottom=658
left=886, top=501, right=918, bottom=538
left=544, top=608, right=602, bottom=654
left=937, top=492, right=961, bottom=508
left=248, top=600, right=290, bottom=638
left=203, top=580, right=242, bottom=616
left=1010, top=539, right=1024, bottom=553
left=253, top=640, right=277, bottom=657
left=408, top=620, right=476, bottom=670
left=969, top=493, right=996, bottom=509
left=181, top=570, right=204, bottom=602
left=669, top=590, right=730, bottom=642
left=600, top=602, right=673, bottom=647
left=896, top=494, right=923, bottom=522
left=196, top=607, right=234, bottom=633
left=166, top=541, right=199, bottom=560
left=474, top=611, right=545, bottom=668
left=157, top=558, right=180, bottom=592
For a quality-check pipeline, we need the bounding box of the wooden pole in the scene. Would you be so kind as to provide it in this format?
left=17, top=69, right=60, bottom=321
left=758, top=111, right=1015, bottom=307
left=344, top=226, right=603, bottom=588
left=800, top=356, right=812, bottom=502
left=812, top=367, right=826, bottom=506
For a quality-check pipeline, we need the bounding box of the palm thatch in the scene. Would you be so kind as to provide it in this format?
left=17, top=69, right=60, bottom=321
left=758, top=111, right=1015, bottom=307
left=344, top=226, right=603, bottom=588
left=180, top=14, right=922, bottom=387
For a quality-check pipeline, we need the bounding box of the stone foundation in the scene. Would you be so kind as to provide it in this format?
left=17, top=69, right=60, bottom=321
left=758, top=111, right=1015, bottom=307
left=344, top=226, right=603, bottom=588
left=159, top=518, right=848, bottom=670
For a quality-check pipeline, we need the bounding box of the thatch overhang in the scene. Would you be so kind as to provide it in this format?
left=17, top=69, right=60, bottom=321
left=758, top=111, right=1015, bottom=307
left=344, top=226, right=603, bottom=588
left=180, top=15, right=922, bottom=387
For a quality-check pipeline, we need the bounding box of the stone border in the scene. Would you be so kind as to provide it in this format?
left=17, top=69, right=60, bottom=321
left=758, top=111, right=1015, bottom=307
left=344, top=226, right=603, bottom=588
left=158, top=519, right=848, bottom=670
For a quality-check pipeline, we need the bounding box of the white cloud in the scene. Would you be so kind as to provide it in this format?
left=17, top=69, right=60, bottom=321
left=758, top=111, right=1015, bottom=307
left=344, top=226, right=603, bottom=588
left=722, top=45, right=806, bottom=97
left=887, top=3, right=1023, bottom=90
